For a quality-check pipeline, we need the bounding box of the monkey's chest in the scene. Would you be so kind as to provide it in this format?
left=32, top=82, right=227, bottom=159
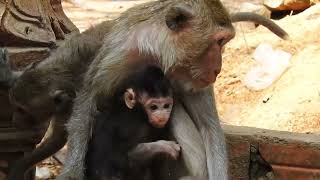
left=115, top=119, right=160, bottom=147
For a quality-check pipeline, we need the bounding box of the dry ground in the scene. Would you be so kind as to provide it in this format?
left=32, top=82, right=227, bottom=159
left=216, top=4, right=320, bottom=133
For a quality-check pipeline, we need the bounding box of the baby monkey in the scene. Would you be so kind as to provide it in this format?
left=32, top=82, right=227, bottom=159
left=85, top=65, right=180, bottom=180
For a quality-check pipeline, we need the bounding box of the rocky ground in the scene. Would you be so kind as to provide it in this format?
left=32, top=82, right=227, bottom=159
left=36, top=0, right=320, bottom=179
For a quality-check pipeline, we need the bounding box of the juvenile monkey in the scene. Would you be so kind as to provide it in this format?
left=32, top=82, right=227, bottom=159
left=0, top=4, right=289, bottom=180
left=86, top=65, right=179, bottom=180
left=4, top=21, right=113, bottom=180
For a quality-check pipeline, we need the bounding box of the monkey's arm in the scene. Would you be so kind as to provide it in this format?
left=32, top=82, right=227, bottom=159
left=58, top=91, right=94, bottom=180
left=128, top=140, right=180, bottom=166
left=181, top=86, right=228, bottom=180
left=170, top=101, right=208, bottom=180
left=6, top=90, right=74, bottom=180
left=6, top=118, right=67, bottom=180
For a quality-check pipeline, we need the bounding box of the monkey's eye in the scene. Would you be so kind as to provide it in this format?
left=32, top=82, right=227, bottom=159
left=217, top=39, right=224, bottom=47
left=150, top=105, right=158, bottom=111
left=166, top=4, right=193, bottom=31
left=164, top=103, right=171, bottom=109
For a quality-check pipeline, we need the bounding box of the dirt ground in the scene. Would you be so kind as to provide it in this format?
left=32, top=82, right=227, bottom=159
left=215, top=4, right=320, bottom=133
left=62, top=0, right=320, bottom=134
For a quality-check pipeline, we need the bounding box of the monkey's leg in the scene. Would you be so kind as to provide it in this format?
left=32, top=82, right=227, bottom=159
left=7, top=90, right=74, bottom=180
left=6, top=117, right=67, bottom=180
left=181, top=86, right=228, bottom=180
left=128, top=141, right=181, bottom=180
left=58, top=92, right=94, bottom=180
left=170, top=101, right=208, bottom=180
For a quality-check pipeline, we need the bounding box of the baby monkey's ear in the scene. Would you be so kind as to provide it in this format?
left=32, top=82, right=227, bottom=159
left=124, top=88, right=136, bottom=109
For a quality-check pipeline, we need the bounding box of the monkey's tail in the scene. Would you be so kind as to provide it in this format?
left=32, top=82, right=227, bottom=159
left=230, top=12, right=289, bottom=40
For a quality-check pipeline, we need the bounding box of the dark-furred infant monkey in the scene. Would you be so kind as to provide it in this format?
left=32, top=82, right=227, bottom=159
left=85, top=65, right=180, bottom=180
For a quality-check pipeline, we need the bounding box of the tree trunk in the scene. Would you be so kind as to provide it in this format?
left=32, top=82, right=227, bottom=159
left=0, top=0, right=79, bottom=47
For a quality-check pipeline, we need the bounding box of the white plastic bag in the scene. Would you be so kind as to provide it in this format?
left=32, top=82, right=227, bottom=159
left=244, top=43, right=292, bottom=90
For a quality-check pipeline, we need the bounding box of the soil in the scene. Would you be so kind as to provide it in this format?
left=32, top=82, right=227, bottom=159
left=215, top=4, right=320, bottom=133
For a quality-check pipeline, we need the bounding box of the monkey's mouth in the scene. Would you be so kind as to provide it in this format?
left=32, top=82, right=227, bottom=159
left=153, top=122, right=167, bottom=128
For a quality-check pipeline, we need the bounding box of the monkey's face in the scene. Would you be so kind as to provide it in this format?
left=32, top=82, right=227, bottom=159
left=124, top=89, right=173, bottom=128
left=142, top=96, right=173, bottom=128
left=122, top=0, right=235, bottom=92
left=163, top=1, right=235, bottom=91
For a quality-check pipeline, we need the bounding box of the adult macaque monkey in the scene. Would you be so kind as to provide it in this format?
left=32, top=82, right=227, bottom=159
left=0, top=2, right=288, bottom=179
left=60, top=0, right=288, bottom=180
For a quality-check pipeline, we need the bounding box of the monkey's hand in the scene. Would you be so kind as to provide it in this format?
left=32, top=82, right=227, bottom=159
left=151, top=140, right=181, bottom=160
left=129, top=140, right=181, bottom=164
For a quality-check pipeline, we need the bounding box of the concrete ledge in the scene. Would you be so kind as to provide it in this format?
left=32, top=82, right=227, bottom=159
left=224, top=125, right=320, bottom=180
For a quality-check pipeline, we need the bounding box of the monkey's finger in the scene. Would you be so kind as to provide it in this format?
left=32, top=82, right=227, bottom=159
left=169, top=149, right=180, bottom=160
left=165, top=141, right=181, bottom=152
left=173, top=143, right=181, bottom=152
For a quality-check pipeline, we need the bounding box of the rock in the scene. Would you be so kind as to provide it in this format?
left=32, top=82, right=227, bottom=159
left=36, top=166, right=52, bottom=179
left=264, top=0, right=319, bottom=11
left=6, top=47, right=50, bottom=71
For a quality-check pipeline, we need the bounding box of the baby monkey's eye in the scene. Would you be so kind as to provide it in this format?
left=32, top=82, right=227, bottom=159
left=164, top=103, right=171, bottom=109
left=150, top=105, right=158, bottom=111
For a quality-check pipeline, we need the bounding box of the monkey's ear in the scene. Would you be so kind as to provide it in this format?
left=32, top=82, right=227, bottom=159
left=124, top=88, right=136, bottom=109
left=165, top=4, right=194, bottom=31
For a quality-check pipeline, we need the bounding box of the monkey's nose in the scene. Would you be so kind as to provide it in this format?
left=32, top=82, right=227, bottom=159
left=157, top=116, right=168, bottom=125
